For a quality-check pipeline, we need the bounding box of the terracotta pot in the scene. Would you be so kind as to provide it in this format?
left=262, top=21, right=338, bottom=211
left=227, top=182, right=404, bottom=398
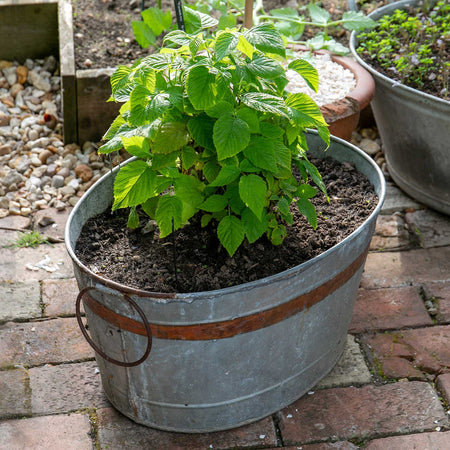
left=289, top=47, right=375, bottom=141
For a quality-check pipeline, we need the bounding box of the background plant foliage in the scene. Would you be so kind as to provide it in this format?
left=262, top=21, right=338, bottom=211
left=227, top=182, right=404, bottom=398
left=356, top=0, right=449, bottom=98
left=132, top=1, right=376, bottom=55
left=100, top=24, right=331, bottom=256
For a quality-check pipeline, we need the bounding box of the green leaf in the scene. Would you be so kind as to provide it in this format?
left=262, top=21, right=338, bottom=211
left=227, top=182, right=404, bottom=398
left=163, top=30, right=192, bottom=47
left=141, top=7, right=172, bottom=36
left=240, top=93, right=288, bottom=117
left=142, top=196, right=158, bottom=219
left=153, top=122, right=190, bottom=154
left=200, top=195, right=228, bottom=212
left=102, top=114, right=125, bottom=142
left=130, top=88, right=171, bottom=126
left=152, top=152, right=179, bottom=170
left=297, top=197, right=317, bottom=229
left=203, top=160, right=220, bottom=183
left=174, top=174, right=205, bottom=221
left=132, top=21, right=156, bottom=48
left=217, top=215, right=245, bottom=257
left=341, top=11, right=377, bottom=31
left=269, top=7, right=300, bottom=19
left=183, top=7, right=218, bottom=34
left=307, top=3, right=330, bottom=25
left=225, top=185, right=245, bottom=214
left=286, top=93, right=327, bottom=128
left=215, top=32, right=239, bottom=61
left=244, top=23, right=286, bottom=57
left=302, top=159, right=327, bottom=195
left=113, top=160, right=156, bottom=210
left=274, top=142, right=292, bottom=170
left=259, top=122, right=283, bottom=139
left=188, top=115, right=215, bottom=149
left=217, top=13, right=236, bottom=31
left=242, top=208, right=268, bottom=243
left=110, top=65, right=135, bottom=102
left=155, top=195, right=183, bottom=238
left=270, top=224, right=286, bottom=245
left=186, top=66, right=217, bottom=110
left=127, top=207, right=140, bottom=229
left=213, top=113, right=250, bottom=160
left=297, top=183, right=317, bottom=199
left=240, top=159, right=260, bottom=173
left=243, top=136, right=277, bottom=172
left=121, top=136, right=150, bottom=159
left=247, top=55, right=284, bottom=79
left=239, top=174, right=267, bottom=219
left=181, top=146, right=198, bottom=170
left=288, top=59, right=319, bottom=93
left=201, top=213, right=213, bottom=227
left=209, top=166, right=241, bottom=187
left=236, top=35, right=254, bottom=59
left=236, top=108, right=260, bottom=133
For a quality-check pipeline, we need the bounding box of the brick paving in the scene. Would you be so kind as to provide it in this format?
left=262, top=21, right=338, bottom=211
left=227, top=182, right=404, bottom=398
left=1, top=184, right=450, bottom=448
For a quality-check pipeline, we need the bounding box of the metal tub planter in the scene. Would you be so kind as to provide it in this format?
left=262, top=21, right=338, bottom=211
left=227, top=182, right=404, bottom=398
left=350, top=0, right=450, bottom=215
left=65, top=131, right=385, bottom=433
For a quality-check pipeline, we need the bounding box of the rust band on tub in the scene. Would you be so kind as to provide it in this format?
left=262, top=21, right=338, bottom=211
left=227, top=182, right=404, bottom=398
left=80, top=246, right=369, bottom=341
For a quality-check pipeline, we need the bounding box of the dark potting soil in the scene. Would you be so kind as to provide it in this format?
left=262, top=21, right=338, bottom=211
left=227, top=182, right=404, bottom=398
left=75, top=158, right=378, bottom=294
left=72, top=0, right=351, bottom=71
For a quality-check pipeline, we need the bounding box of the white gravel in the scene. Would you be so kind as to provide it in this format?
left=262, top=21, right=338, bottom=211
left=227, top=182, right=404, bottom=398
left=285, top=52, right=356, bottom=106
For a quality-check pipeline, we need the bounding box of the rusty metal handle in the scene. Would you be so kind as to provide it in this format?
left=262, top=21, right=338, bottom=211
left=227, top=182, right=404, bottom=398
left=75, top=287, right=152, bottom=367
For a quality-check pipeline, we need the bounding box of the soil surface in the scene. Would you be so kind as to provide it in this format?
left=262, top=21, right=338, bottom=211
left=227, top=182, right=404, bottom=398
left=75, top=158, right=378, bottom=294
left=72, top=0, right=353, bottom=70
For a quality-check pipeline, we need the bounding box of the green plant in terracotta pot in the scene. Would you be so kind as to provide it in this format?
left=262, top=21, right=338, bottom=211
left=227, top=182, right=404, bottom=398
left=65, top=21, right=385, bottom=433
left=350, top=0, right=450, bottom=214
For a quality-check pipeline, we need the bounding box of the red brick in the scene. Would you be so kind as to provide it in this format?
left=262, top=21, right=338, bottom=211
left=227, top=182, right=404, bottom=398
left=349, top=287, right=432, bottom=334
left=0, top=368, right=31, bottom=418
left=361, top=248, right=450, bottom=289
left=361, top=325, right=450, bottom=380
left=30, top=361, right=109, bottom=414
left=42, top=278, right=80, bottom=317
left=437, top=373, right=450, bottom=406
left=0, top=318, right=93, bottom=368
left=97, top=406, right=277, bottom=449
left=423, top=281, right=450, bottom=323
left=267, top=444, right=357, bottom=450
left=278, top=381, right=448, bottom=445
left=0, top=413, right=92, bottom=449
left=365, top=431, right=450, bottom=449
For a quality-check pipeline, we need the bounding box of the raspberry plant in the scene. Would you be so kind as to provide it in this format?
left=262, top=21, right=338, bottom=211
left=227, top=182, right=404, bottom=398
left=99, top=24, right=330, bottom=257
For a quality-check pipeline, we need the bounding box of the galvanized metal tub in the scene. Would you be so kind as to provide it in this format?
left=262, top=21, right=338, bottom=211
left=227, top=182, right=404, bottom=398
left=350, top=0, right=450, bottom=215
left=65, top=131, right=385, bottom=432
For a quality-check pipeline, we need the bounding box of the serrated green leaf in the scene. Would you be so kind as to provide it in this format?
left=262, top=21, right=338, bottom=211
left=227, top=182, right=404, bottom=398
left=213, top=114, right=250, bottom=160
left=217, top=215, right=245, bottom=257
left=110, top=65, right=135, bottom=102
left=181, top=146, right=198, bottom=170
left=240, top=159, right=260, bottom=173
left=242, top=208, right=268, bottom=243
left=189, top=35, right=204, bottom=57
left=186, top=65, right=217, bottom=110
left=201, top=213, right=213, bottom=227
left=200, top=194, right=228, bottom=212
left=247, top=55, right=284, bottom=79
left=205, top=100, right=234, bottom=119
left=99, top=123, right=142, bottom=154
left=341, top=11, right=377, bottom=31
left=215, top=32, right=239, bottom=61
left=259, top=122, right=283, bottom=139
left=269, top=7, right=300, bottom=19
left=153, top=122, right=189, bottom=154
left=225, top=185, right=245, bottom=214
left=240, top=93, right=288, bottom=117
left=163, top=30, right=192, bottom=47
left=239, top=174, right=267, bottom=219
left=307, top=3, right=330, bottom=25
left=236, top=35, right=254, bottom=59
left=209, top=166, right=241, bottom=187
left=243, top=136, right=277, bottom=172
left=130, top=88, right=171, bottom=126
left=297, top=197, right=317, bottom=228
left=244, top=23, right=286, bottom=57
left=121, top=136, right=150, bottom=159
left=288, top=59, right=319, bottom=92
left=274, top=142, right=292, bottom=170
left=187, top=115, right=215, bottom=149
left=203, top=160, right=221, bottom=183
left=217, top=13, right=236, bottom=31
left=286, top=93, right=327, bottom=128
left=141, top=7, right=172, bottom=36
left=174, top=174, right=205, bottom=221
left=270, top=224, right=287, bottom=245
left=302, top=159, right=327, bottom=195
left=142, top=196, right=158, bottom=219
left=113, top=160, right=156, bottom=210
left=102, top=114, right=126, bottom=141
left=236, top=108, right=260, bottom=133
left=297, top=183, right=317, bottom=199
left=127, top=207, right=140, bottom=229
left=183, top=7, right=218, bottom=34
left=132, top=21, right=156, bottom=48
left=155, top=195, right=183, bottom=238
left=152, top=152, right=179, bottom=170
